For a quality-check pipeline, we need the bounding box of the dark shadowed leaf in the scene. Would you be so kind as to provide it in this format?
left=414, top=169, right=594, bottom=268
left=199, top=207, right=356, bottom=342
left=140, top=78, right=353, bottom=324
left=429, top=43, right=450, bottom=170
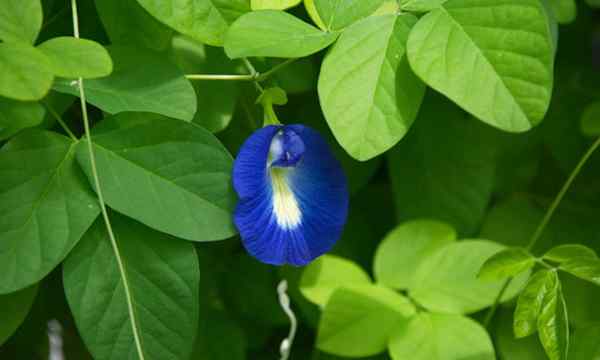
left=0, top=285, right=38, bottom=346
left=0, top=98, right=45, bottom=140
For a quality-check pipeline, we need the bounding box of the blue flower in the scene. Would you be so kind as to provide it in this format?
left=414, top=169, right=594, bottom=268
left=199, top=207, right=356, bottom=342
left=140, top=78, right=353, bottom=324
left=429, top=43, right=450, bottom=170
left=233, top=124, right=349, bottom=266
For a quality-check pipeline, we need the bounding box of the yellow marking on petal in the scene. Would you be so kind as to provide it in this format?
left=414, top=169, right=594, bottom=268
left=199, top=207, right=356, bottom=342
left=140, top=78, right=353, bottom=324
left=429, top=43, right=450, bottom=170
left=270, top=168, right=301, bottom=229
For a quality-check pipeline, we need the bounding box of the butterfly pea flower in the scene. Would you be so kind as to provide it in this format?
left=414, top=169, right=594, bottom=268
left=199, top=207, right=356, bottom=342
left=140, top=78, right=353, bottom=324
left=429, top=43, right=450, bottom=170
left=233, top=124, right=349, bottom=266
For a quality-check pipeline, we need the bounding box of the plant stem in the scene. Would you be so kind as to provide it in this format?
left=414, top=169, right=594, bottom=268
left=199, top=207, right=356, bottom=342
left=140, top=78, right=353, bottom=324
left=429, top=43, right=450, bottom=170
left=185, top=74, right=256, bottom=81
left=71, top=1, right=145, bottom=359
left=277, top=281, right=297, bottom=360
left=43, top=102, right=77, bottom=141
left=185, top=58, right=297, bottom=86
left=242, top=58, right=265, bottom=93
left=256, top=58, right=296, bottom=81
left=483, top=136, right=600, bottom=328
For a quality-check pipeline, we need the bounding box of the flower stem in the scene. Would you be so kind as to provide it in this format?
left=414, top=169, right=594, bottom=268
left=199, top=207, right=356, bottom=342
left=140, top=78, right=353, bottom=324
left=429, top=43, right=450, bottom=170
left=43, top=101, right=77, bottom=141
left=483, top=136, right=600, bottom=328
left=277, top=280, right=297, bottom=360
left=71, top=1, right=145, bottom=359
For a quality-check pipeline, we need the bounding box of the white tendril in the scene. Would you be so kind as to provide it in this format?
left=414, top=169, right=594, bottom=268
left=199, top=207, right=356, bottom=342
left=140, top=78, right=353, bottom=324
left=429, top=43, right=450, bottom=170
left=278, top=280, right=297, bottom=360
left=47, top=319, right=64, bottom=360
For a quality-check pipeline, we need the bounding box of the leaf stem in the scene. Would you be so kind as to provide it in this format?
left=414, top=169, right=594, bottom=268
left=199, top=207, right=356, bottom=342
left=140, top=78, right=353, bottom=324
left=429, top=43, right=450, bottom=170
left=256, top=58, right=296, bottom=81
left=483, top=136, right=600, bottom=328
left=185, top=74, right=256, bottom=81
left=71, top=1, right=145, bottom=359
left=185, top=58, right=297, bottom=87
left=43, top=102, right=77, bottom=141
left=242, top=58, right=265, bottom=93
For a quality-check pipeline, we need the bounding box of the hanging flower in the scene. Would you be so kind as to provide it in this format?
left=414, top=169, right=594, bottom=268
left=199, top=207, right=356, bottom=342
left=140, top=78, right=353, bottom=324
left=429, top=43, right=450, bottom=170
left=233, top=124, right=349, bottom=266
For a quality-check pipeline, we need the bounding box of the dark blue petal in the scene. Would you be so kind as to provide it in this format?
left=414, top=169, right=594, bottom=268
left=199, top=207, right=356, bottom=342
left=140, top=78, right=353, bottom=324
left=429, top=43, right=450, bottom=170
left=233, top=124, right=348, bottom=266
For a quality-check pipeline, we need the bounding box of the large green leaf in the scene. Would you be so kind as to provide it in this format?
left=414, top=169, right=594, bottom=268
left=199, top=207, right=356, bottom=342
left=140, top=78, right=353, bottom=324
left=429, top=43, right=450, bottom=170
left=560, top=258, right=600, bottom=286
left=478, top=247, right=536, bottom=281
left=224, top=10, right=338, bottom=59
left=0, top=130, right=100, bottom=294
left=95, top=0, right=174, bottom=51
left=136, top=0, right=250, bottom=46
left=388, top=93, right=498, bottom=236
left=544, top=244, right=598, bottom=263
left=0, top=285, right=37, bottom=346
left=407, top=0, right=554, bottom=132
left=300, top=255, right=371, bottom=307
left=317, top=285, right=415, bottom=357
left=314, top=0, right=384, bottom=30
left=75, top=113, right=237, bottom=242
left=251, top=0, right=301, bottom=9
left=514, top=269, right=554, bottom=338
left=37, top=37, right=113, bottom=79
left=0, top=43, right=53, bottom=101
left=53, top=46, right=197, bottom=122
left=400, top=0, right=448, bottom=12
left=319, top=14, right=424, bottom=161
left=0, top=0, right=42, bottom=44
left=373, top=219, right=457, bottom=289
left=0, top=98, right=45, bottom=140
left=63, top=214, right=200, bottom=360
left=409, top=240, right=529, bottom=314
left=388, top=313, right=495, bottom=360
left=537, top=271, right=569, bottom=360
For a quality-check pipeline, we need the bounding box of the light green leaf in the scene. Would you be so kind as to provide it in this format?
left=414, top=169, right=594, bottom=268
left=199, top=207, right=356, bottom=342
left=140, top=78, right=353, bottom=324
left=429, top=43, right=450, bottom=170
left=549, top=0, right=576, bottom=24
left=38, top=37, right=113, bottom=79
left=314, top=0, right=384, bottom=30
left=0, top=43, right=53, bottom=101
left=0, top=285, right=38, bottom=346
left=374, top=219, right=457, bottom=289
left=96, top=0, right=173, bottom=51
left=409, top=240, right=529, bottom=314
left=224, top=10, right=338, bottom=59
left=252, top=0, right=301, bottom=9
left=537, top=271, right=569, bottom=360
left=400, top=0, right=448, bottom=12
left=560, top=258, right=600, bottom=286
left=300, top=255, right=371, bottom=307
left=136, top=0, right=250, bottom=46
left=0, top=98, right=45, bottom=140
left=478, top=248, right=536, bottom=281
left=319, top=14, right=424, bottom=161
left=317, top=285, right=415, bottom=357
left=75, top=113, right=236, bottom=242
left=569, top=324, right=600, bottom=359
left=304, top=0, right=327, bottom=30
left=0, top=130, right=100, bottom=294
left=63, top=214, right=200, bottom=360
left=170, top=36, right=240, bottom=132
left=53, top=46, right=196, bottom=122
left=514, top=269, right=554, bottom=338
left=388, top=93, right=498, bottom=236
left=0, top=0, right=42, bottom=44
left=388, top=313, right=495, bottom=360
left=544, top=244, right=598, bottom=263
left=407, top=0, right=554, bottom=132
left=580, top=101, right=600, bottom=137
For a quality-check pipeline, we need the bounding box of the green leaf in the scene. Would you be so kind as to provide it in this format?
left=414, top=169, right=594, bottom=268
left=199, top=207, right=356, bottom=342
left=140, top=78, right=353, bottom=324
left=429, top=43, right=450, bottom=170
left=170, top=36, right=240, bottom=132
left=95, top=0, right=173, bottom=51
left=569, top=324, right=600, bottom=359
left=544, top=244, right=598, bottom=263
left=224, top=10, right=338, bottom=59
left=478, top=248, right=536, bottom=281
left=0, top=285, right=38, bottom=346
left=319, top=14, right=424, bottom=161
left=75, top=113, right=236, bottom=242
left=549, top=0, right=576, bottom=24
left=317, top=285, right=415, bottom=357
left=514, top=269, right=554, bottom=338
left=580, top=101, right=600, bottom=137
left=388, top=93, right=498, bottom=236
left=304, top=0, right=327, bottom=30
left=0, top=98, right=45, bottom=140
left=373, top=219, right=457, bottom=289
left=63, top=214, right=200, bottom=360
left=300, top=254, right=371, bottom=307
left=0, top=43, right=53, bottom=101
left=388, top=313, right=495, bottom=360
left=314, top=0, right=384, bottom=30
left=560, top=258, right=600, bottom=286
left=53, top=46, right=196, bottom=122
left=136, top=0, right=250, bottom=46
left=400, top=0, right=448, bottom=12
left=252, top=0, right=301, bottom=9
left=0, top=0, right=42, bottom=44
left=37, top=37, right=113, bottom=79
left=0, top=130, right=100, bottom=294
left=409, top=240, right=529, bottom=314
left=406, top=0, right=554, bottom=132
left=537, top=271, right=569, bottom=360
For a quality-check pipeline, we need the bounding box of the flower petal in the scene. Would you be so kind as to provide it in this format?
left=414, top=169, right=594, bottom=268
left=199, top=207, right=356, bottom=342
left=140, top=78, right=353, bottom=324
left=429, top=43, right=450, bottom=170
left=233, top=124, right=348, bottom=266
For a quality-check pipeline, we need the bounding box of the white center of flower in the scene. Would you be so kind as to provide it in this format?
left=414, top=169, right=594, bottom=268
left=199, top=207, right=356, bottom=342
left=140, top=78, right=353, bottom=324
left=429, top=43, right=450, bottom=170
left=270, top=168, right=302, bottom=229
